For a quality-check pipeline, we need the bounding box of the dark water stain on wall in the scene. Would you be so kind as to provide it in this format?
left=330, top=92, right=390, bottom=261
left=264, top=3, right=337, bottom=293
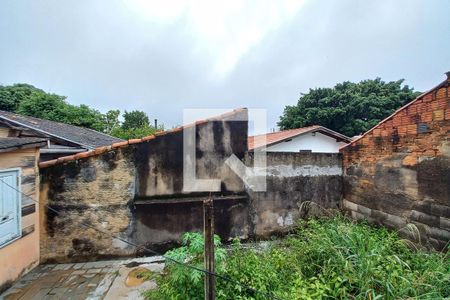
left=417, top=156, right=450, bottom=205
left=133, top=196, right=249, bottom=253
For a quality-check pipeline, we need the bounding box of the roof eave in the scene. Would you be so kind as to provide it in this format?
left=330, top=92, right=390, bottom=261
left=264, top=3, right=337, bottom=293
left=0, top=115, right=94, bottom=149
left=251, top=126, right=351, bottom=150
left=0, top=141, right=48, bottom=153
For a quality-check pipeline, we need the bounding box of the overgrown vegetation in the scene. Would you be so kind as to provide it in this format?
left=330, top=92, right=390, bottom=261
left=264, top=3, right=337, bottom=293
left=145, top=216, right=449, bottom=300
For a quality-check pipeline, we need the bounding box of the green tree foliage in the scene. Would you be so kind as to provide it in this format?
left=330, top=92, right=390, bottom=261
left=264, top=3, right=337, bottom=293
left=0, top=83, right=163, bottom=138
left=110, top=125, right=158, bottom=140
left=278, top=78, right=421, bottom=137
left=103, top=109, right=121, bottom=134
left=16, top=91, right=67, bottom=120
left=110, top=110, right=161, bottom=140
left=122, top=110, right=150, bottom=129
left=0, top=84, right=45, bottom=111
left=1, top=83, right=106, bottom=131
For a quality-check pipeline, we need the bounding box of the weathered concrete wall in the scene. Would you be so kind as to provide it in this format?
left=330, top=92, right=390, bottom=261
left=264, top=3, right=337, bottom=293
left=39, top=148, right=136, bottom=262
left=39, top=110, right=248, bottom=262
left=134, top=120, right=247, bottom=198
left=133, top=196, right=249, bottom=253
left=246, top=152, right=343, bottom=237
left=341, top=76, right=450, bottom=250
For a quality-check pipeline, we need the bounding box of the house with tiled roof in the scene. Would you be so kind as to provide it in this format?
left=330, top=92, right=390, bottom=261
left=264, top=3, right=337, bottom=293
left=0, top=110, right=123, bottom=161
left=248, top=125, right=351, bottom=153
left=0, top=137, right=47, bottom=288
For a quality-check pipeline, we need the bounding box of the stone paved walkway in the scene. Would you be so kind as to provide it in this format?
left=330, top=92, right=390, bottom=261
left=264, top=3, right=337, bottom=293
left=1, top=256, right=164, bottom=300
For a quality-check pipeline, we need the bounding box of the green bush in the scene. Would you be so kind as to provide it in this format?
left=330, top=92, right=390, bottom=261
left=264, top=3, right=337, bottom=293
left=145, top=217, right=450, bottom=299
left=144, top=232, right=227, bottom=300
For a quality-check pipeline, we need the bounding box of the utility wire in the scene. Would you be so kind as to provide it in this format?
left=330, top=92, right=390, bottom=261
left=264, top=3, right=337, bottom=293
left=0, top=178, right=281, bottom=300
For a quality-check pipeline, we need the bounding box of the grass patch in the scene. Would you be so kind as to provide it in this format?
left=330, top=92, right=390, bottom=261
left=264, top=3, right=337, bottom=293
left=144, top=216, right=449, bottom=299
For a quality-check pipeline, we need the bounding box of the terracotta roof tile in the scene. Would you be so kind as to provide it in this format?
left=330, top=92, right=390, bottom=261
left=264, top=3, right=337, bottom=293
left=111, top=141, right=129, bottom=148
left=248, top=126, right=319, bottom=150
left=59, top=155, right=76, bottom=163
left=128, top=139, right=142, bottom=144
left=195, top=119, right=208, bottom=126
left=39, top=108, right=247, bottom=169
left=76, top=150, right=94, bottom=159
left=141, top=135, right=156, bottom=141
left=39, top=160, right=56, bottom=168
left=248, top=125, right=351, bottom=150
left=154, top=131, right=166, bottom=136
left=169, top=127, right=183, bottom=133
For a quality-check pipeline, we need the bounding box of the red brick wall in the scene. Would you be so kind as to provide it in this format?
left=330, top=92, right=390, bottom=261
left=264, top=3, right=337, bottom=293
left=341, top=76, right=450, bottom=250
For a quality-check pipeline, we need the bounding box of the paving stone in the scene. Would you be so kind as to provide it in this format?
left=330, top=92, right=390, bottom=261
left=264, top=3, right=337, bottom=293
left=11, top=280, right=30, bottom=289
left=91, top=260, right=114, bottom=268
left=1, top=288, right=22, bottom=298
left=83, top=261, right=108, bottom=269
left=38, top=277, right=60, bottom=285
left=38, top=272, right=49, bottom=278
left=64, top=275, right=78, bottom=284
left=73, top=292, right=91, bottom=300
left=72, top=263, right=85, bottom=270
left=82, top=262, right=97, bottom=269
left=41, top=264, right=57, bottom=271
left=21, top=287, right=52, bottom=299
left=88, top=272, right=118, bottom=300
left=53, top=263, right=74, bottom=271
left=0, top=256, right=165, bottom=300
left=44, top=295, right=62, bottom=300
left=48, top=286, right=68, bottom=297
left=21, top=271, right=40, bottom=281
left=75, top=280, right=90, bottom=290
left=89, top=275, right=103, bottom=285
left=101, top=267, right=118, bottom=273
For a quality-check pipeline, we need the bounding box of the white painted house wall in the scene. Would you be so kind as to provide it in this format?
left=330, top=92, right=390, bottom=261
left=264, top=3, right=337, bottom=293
left=266, top=132, right=347, bottom=153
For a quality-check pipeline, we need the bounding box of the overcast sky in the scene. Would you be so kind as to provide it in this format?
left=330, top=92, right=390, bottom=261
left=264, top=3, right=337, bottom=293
left=1, top=0, right=449, bottom=130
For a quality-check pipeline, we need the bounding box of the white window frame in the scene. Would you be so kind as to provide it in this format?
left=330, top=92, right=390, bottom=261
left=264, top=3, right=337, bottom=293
left=0, top=167, right=22, bottom=248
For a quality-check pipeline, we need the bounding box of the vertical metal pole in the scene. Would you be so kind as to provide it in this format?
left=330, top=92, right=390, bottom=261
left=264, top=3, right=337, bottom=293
left=204, top=196, right=215, bottom=300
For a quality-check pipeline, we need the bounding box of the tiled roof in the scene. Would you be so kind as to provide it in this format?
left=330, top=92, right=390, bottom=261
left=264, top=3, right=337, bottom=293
left=248, top=125, right=351, bottom=150
left=0, top=137, right=48, bottom=153
left=0, top=110, right=123, bottom=149
left=39, top=108, right=247, bottom=169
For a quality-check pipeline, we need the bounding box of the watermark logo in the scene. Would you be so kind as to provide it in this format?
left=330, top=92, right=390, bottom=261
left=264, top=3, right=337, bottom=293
left=182, top=108, right=267, bottom=192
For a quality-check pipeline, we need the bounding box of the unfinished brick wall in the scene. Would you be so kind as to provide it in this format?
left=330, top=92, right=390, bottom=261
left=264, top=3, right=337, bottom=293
left=341, top=74, right=450, bottom=250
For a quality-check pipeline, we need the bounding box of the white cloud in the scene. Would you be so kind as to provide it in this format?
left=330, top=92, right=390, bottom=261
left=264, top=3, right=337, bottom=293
left=123, top=0, right=305, bottom=76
